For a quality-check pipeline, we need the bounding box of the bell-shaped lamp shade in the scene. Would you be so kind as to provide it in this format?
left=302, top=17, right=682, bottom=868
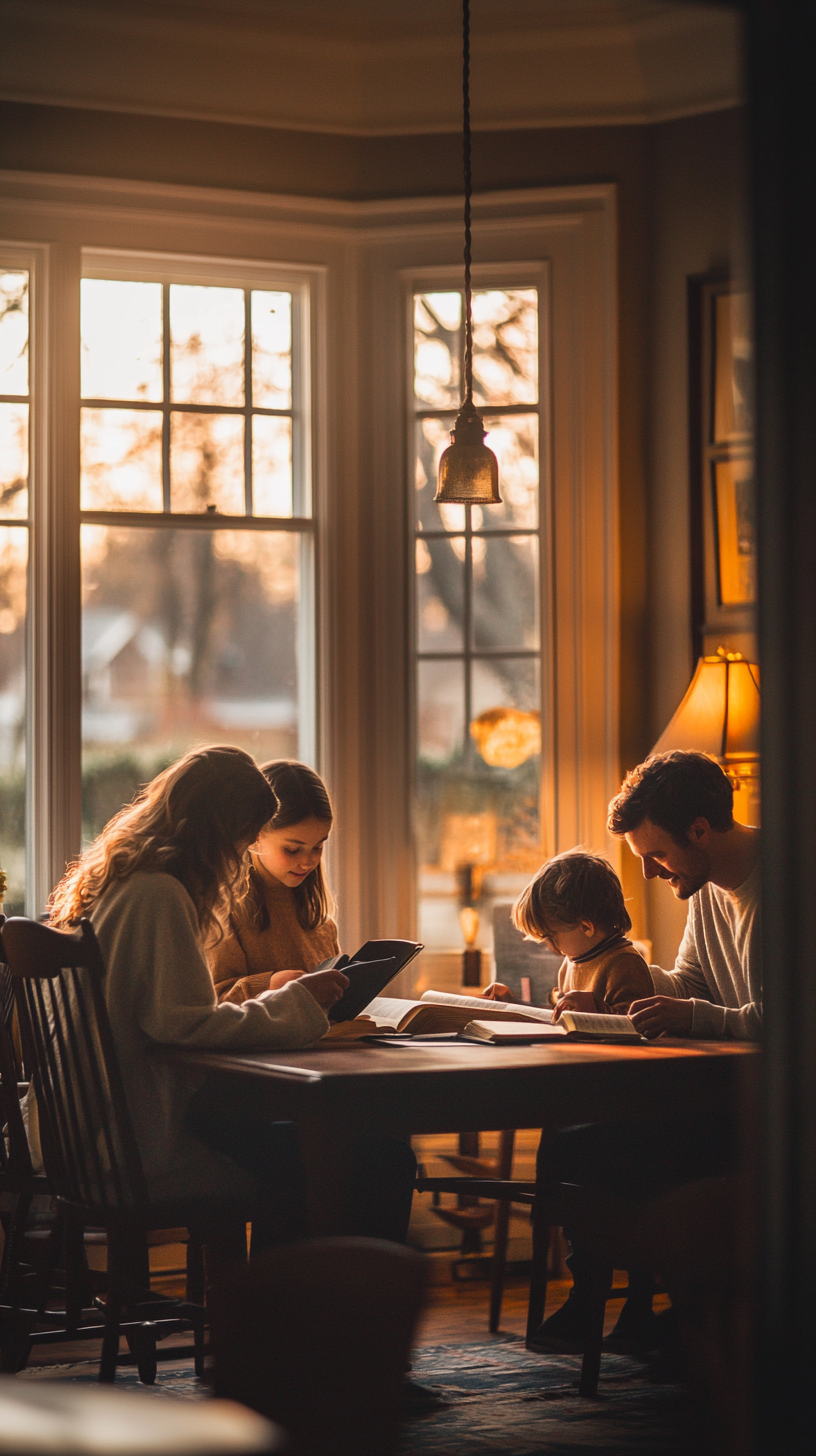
left=435, top=402, right=501, bottom=505
left=651, top=655, right=760, bottom=764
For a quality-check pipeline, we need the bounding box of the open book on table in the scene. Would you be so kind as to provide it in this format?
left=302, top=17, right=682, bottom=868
left=359, top=988, right=555, bottom=1036
left=462, top=1012, right=646, bottom=1044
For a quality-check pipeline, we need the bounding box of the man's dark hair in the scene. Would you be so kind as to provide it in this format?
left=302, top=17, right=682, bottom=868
left=607, top=750, right=734, bottom=843
left=513, top=851, right=632, bottom=940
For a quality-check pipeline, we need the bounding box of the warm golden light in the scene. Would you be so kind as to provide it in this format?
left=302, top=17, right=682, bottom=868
left=652, top=652, right=759, bottom=763
left=440, top=812, right=497, bottom=871
left=459, top=905, right=480, bottom=948
left=652, top=650, right=761, bottom=825
left=470, top=706, right=541, bottom=768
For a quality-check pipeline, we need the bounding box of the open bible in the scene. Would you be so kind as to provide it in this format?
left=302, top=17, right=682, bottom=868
left=358, top=989, right=555, bottom=1036
left=462, top=1011, right=646, bottom=1044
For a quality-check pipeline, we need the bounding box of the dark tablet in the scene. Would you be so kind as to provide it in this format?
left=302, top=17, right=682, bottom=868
left=327, top=957, right=399, bottom=1023
left=350, top=939, right=424, bottom=976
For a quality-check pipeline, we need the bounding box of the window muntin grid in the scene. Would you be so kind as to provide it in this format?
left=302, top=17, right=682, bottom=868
left=78, top=267, right=314, bottom=845
left=80, top=280, right=298, bottom=519
left=413, top=286, right=543, bottom=952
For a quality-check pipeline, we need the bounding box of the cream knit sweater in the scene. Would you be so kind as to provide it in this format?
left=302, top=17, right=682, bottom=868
left=649, top=861, right=761, bottom=1041
left=90, top=871, right=329, bottom=1199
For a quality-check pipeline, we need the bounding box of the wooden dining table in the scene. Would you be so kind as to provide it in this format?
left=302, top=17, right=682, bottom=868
left=158, top=1037, right=759, bottom=1233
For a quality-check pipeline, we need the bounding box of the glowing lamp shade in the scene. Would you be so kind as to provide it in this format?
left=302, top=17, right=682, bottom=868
left=435, top=404, right=500, bottom=505
left=652, top=654, right=760, bottom=764
left=471, top=706, right=541, bottom=768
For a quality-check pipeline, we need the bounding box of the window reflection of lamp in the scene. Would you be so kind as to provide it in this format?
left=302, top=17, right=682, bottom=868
left=459, top=905, right=481, bottom=987
left=470, top=707, right=541, bottom=768
left=440, top=814, right=496, bottom=986
left=651, top=649, right=760, bottom=825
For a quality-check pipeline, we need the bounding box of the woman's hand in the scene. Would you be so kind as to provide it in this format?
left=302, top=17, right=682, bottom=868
left=553, top=989, right=602, bottom=1021
left=481, top=982, right=513, bottom=1001
left=298, top=967, right=349, bottom=1011
left=268, top=969, right=304, bottom=991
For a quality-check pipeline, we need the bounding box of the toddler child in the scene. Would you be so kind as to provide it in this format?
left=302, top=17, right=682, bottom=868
left=512, top=850, right=652, bottom=1018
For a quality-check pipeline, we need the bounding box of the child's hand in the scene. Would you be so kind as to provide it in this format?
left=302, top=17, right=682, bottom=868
left=299, top=967, right=349, bottom=1011
left=553, top=990, right=601, bottom=1021
left=481, top=982, right=513, bottom=1001
left=268, top=969, right=304, bottom=991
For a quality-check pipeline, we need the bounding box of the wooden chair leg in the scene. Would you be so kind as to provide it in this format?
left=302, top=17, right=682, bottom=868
left=1, top=1193, right=33, bottom=1308
left=578, top=1293, right=606, bottom=1398
left=489, top=1130, right=516, bottom=1333
left=63, top=1213, right=89, bottom=1334
left=526, top=1198, right=550, bottom=1345
left=489, top=1200, right=511, bottom=1332
left=100, top=1230, right=125, bottom=1383
left=186, top=1232, right=207, bottom=1379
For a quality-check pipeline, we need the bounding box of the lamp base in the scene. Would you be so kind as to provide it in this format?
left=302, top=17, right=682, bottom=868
left=462, top=948, right=482, bottom=987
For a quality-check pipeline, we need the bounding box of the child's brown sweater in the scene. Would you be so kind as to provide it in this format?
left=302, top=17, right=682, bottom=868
left=550, top=934, right=652, bottom=1016
left=208, top=874, right=339, bottom=1005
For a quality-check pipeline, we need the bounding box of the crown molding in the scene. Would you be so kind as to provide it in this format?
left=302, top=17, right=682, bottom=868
left=0, top=1, right=742, bottom=136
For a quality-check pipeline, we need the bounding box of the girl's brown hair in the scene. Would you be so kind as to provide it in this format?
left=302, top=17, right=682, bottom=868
left=513, top=850, right=632, bottom=942
left=49, top=746, right=276, bottom=942
left=237, top=760, right=334, bottom=933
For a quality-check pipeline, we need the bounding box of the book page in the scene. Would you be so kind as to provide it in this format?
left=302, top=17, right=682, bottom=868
left=364, top=996, right=425, bottom=1029
left=559, top=1011, right=638, bottom=1036
left=464, top=1019, right=567, bottom=1041
left=420, top=989, right=553, bottom=1023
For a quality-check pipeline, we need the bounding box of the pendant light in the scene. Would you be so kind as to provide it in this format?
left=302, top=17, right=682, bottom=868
left=435, top=0, right=501, bottom=505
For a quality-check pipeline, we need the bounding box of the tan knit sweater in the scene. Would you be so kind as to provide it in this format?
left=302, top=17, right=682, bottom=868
left=550, top=936, right=653, bottom=1016
left=208, top=874, right=340, bottom=1005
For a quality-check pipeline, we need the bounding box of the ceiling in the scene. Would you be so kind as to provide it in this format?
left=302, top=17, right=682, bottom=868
left=0, top=0, right=743, bottom=135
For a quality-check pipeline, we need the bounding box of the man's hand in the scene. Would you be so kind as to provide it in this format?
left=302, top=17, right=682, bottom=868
left=628, top=995, right=694, bottom=1038
left=298, top=968, right=349, bottom=1011
left=553, top=990, right=602, bottom=1021
left=481, top=982, right=513, bottom=1001
left=268, top=969, right=304, bottom=991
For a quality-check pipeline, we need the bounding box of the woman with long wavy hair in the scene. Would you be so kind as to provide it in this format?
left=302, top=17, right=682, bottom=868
left=50, top=745, right=416, bottom=1250
left=49, top=746, right=346, bottom=1215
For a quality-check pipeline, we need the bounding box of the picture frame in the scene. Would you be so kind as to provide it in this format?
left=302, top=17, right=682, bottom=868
left=689, top=275, right=757, bottom=657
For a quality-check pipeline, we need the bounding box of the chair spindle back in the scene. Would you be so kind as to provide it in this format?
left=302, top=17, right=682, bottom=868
left=1, top=918, right=149, bottom=1212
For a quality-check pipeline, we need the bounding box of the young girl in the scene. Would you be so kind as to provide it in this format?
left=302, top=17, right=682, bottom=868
left=48, top=746, right=344, bottom=1208
left=209, top=760, right=339, bottom=1005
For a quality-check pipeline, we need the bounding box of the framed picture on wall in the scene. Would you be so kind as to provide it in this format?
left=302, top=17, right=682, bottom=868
left=689, top=275, right=757, bottom=656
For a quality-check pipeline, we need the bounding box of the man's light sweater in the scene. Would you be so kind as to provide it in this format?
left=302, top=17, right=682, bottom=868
left=90, top=871, right=329, bottom=1199
left=649, top=861, right=761, bottom=1041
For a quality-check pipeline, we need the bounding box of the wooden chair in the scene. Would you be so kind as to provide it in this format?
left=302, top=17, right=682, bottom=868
left=210, top=1237, right=428, bottom=1456
left=1, top=915, right=258, bottom=1382
left=0, top=939, right=54, bottom=1313
left=417, top=1153, right=641, bottom=1397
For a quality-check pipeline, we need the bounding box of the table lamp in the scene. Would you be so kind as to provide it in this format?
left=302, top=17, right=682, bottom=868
left=651, top=648, right=760, bottom=823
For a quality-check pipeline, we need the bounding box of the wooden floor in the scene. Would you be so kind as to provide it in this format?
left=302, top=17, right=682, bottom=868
left=22, top=1273, right=657, bottom=1369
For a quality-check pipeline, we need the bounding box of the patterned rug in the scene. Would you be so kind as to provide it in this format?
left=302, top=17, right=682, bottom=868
left=19, top=1335, right=687, bottom=1454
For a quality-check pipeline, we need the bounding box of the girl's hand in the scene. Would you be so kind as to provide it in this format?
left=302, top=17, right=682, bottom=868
left=298, top=967, right=350, bottom=1010
left=481, top=982, right=513, bottom=1001
left=268, top=969, right=304, bottom=991
left=553, top=989, right=602, bottom=1021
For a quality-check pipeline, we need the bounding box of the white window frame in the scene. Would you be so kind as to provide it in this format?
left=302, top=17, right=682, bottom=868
left=2, top=234, right=325, bottom=916
left=0, top=175, right=617, bottom=948
left=407, top=264, right=552, bottom=943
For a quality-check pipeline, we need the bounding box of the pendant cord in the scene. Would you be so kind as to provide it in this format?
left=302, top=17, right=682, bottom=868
left=462, top=0, right=473, bottom=406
